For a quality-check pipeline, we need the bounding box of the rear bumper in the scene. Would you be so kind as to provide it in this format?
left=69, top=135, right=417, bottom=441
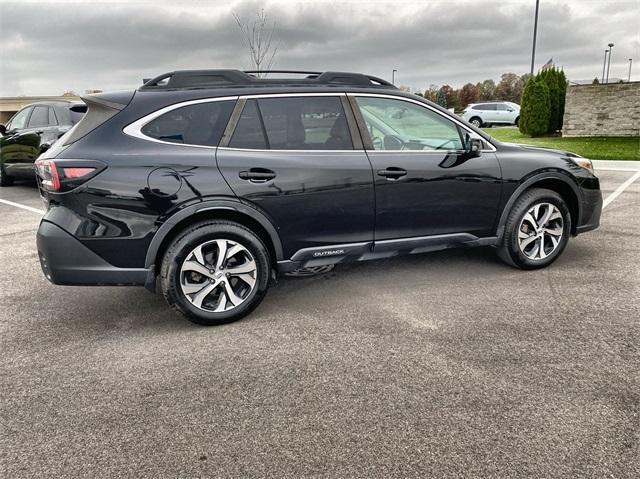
left=37, top=220, right=149, bottom=286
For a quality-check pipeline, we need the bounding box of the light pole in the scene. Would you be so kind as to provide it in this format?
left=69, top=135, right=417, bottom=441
left=392, top=69, right=397, bottom=85
left=628, top=58, right=633, bottom=82
left=605, top=42, right=614, bottom=83
left=602, top=50, right=609, bottom=83
left=530, top=0, right=540, bottom=75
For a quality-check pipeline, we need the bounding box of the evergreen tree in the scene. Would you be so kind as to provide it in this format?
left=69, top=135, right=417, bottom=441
left=436, top=89, right=447, bottom=108
left=557, top=70, right=568, bottom=131
left=540, top=69, right=560, bottom=132
left=519, top=77, right=551, bottom=137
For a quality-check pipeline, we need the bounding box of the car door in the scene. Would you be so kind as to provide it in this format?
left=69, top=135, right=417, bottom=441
left=495, top=103, right=512, bottom=124
left=8, top=105, right=57, bottom=177
left=350, top=94, right=502, bottom=242
left=217, top=94, right=375, bottom=260
left=482, top=103, right=499, bottom=123
left=1, top=106, right=37, bottom=177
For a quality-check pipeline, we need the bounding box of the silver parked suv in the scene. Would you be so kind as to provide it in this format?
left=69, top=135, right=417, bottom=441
left=461, top=101, right=520, bottom=128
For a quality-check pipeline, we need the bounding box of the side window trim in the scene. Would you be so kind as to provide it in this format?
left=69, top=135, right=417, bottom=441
left=220, top=93, right=358, bottom=152
left=123, top=95, right=239, bottom=149
left=347, top=93, right=496, bottom=152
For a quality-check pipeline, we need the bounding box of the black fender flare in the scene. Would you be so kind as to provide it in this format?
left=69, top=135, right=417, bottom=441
left=144, top=198, right=284, bottom=269
left=495, top=170, right=582, bottom=241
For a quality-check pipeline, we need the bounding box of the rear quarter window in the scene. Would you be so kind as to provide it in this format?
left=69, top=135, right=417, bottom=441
left=141, top=100, right=235, bottom=147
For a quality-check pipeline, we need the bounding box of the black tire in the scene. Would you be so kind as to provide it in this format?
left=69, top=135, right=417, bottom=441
left=469, top=117, right=483, bottom=128
left=514, top=116, right=520, bottom=127
left=0, top=166, right=14, bottom=186
left=160, top=220, right=271, bottom=326
left=497, top=188, right=572, bottom=270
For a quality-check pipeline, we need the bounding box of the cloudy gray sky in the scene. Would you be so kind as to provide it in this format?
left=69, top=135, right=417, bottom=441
left=0, top=0, right=638, bottom=96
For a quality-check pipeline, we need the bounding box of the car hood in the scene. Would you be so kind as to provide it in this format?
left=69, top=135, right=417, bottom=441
left=501, top=141, right=582, bottom=158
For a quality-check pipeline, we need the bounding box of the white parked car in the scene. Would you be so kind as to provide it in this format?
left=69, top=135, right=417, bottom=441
left=461, top=101, right=520, bottom=128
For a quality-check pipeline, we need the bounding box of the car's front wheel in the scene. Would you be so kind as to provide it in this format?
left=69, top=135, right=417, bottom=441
left=497, top=188, right=571, bottom=270
left=469, top=117, right=483, bottom=128
left=160, top=220, right=271, bottom=325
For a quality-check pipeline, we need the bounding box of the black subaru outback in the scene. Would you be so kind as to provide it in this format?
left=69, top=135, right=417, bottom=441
left=35, top=70, right=602, bottom=325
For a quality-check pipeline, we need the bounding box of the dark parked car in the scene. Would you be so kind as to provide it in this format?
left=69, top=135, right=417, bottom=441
left=35, top=70, right=602, bottom=325
left=0, top=100, right=86, bottom=186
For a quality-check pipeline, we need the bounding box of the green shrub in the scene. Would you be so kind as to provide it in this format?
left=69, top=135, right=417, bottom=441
left=541, top=70, right=560, bottom=132
left=519, top=77, right=550, bottom=137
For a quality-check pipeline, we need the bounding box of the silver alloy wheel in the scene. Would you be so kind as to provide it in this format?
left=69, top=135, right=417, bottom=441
left=470, top=119, right=481, bottom=127
left=518, top=202, right=564, bottom=260
left=179, top=239, right=257, bottom=312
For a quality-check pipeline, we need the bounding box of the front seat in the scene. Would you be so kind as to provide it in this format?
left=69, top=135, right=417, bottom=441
left=324, top=115, right=351, bottom=149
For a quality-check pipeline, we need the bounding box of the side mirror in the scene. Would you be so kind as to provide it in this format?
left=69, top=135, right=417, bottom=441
left=465, top=135, right=482, bottom=158
left=0, top=124, right=6, bottom=136
left=507, top=108, right=514, bottom=112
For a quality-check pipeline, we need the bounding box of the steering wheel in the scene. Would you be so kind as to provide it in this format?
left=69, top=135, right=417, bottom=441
left=433, top=138, right=459, bottom=150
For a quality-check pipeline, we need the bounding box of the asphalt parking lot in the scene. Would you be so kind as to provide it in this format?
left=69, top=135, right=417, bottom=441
left=1, top=164, right=639, bottom=478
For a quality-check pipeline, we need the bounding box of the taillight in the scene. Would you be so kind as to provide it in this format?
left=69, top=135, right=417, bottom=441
left=35, top=159, right=61, bottom=191
left=35, top=159, right=104, bottom=192
left=61, top=167, right=95, bottom=179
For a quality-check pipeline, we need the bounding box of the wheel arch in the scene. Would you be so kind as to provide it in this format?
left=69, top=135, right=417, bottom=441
left=496, top=171, right=581, bottom=240
left=145, top=199, right=283, bottom=273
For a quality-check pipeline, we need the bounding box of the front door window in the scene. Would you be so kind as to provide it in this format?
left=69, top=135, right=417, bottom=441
left=355, top=96, right=463, bottom=151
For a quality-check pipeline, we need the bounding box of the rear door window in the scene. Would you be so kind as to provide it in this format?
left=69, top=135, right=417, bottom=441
left=48, top=107, right=58, bottom=125
left=141, top=100, right=235, bottom=146
left=229, top=96, right=353, bottom=150
left=27, top=106, right=51, bottom=128
left=228, top=100, right=268, bottom=149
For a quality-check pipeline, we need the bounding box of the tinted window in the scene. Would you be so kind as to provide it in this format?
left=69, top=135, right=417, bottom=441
left=496, top=104, right=508, bottom=111
left=355, top=96, right=463, bottom=151
left=258, top=97, right=352, bottom=150
left=475, top=103, right=496, bottom=111
left=228, top=100, right=267, bottom=149
left=141, top=100, right=235, bottom=146
left=7, top=107, right=32, bottom=130
left=229, top=96, right=354, bottom=151
left=69, top=104, right=87, bottom=125
left=48, top=107, right=58, bottom=125
left=28, top=106, right=51, bottom=128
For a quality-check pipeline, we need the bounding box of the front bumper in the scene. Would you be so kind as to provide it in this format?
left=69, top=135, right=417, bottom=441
left=37, top=220, right=150, bottom=286
left=575, top=181, right=602, bottom=235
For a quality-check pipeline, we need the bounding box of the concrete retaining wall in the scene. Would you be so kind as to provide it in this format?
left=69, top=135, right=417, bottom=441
left=562, top=82, right=640, bottom=137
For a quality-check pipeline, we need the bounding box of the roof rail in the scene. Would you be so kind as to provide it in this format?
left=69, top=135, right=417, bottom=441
left=140, top=69, right=396, bottom=90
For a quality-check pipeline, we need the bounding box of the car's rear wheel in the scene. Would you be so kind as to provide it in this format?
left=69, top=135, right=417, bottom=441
left=497, top=188, right=571, bottom=270
left=0, top=166, right=15, bottom=186
left=469, top=117, right=482, bottom=128
left=160, top=220, right=271, bottom=325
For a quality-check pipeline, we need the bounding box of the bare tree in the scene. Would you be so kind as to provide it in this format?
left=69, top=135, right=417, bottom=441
left=232, top=9, right=279, bottom=77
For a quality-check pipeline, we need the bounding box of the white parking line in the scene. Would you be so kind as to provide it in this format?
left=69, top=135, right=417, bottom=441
left=0, top=198, right=44, bottom=215
left=602, top=170, right=640, bottom=209
left=596, top=167, right=640, bottom=172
